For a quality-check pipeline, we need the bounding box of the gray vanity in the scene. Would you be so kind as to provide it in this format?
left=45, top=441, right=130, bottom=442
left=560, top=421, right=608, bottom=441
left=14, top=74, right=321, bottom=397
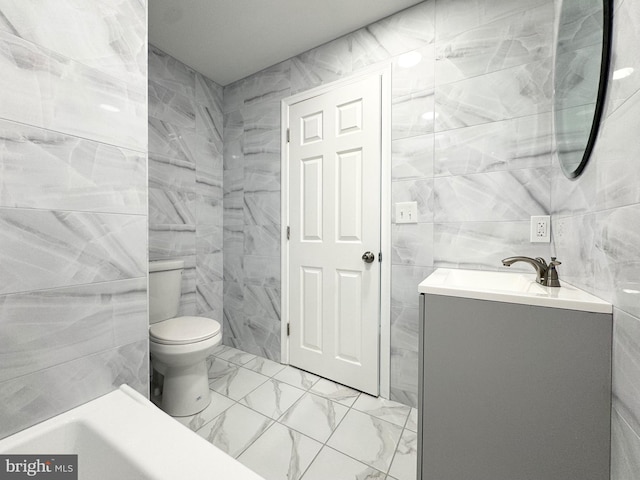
left=417, top=268, right=612, bottom=480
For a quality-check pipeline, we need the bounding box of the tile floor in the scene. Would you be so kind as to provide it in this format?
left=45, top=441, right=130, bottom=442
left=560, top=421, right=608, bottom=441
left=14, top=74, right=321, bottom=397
left=154, top=345, right=418, bottom=480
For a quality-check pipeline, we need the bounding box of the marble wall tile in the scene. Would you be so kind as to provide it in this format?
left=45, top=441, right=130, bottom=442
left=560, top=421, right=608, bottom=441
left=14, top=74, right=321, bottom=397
left=434, top=0, right=550, bottom=41
left=392, top=265, right=433, bottom=309
left=149, top=224, right=196, bottom=260
left=392, top=133, right=434, bottom=181
left=391, top=223, right=434, bottom=267
left=351, top=2, right=435, bottom=71
left=0, top=31, right=147, bottom=152
left=0, top=119, right=146, bottom=214
left=223, top=225, right=245, bottom=256
left=606, top=0, right=640, bottom=117
left=148, top=117, right=197, bottom=161
left=244, top=225, right=281, bottom=257
left=196, top=252, right=223, bottom=284
left=435, top=59, right=552, bottom=132
left=435, top=3, right=553, bottom=85
left=148, top=80, right=196, bottom=130
left=0, top=339, right=148, bottom=439
left=196, top=72, right=224, bottom=115
left=148, top=152, right=195, bottom=191
left=149, top=187, right=195, bottom=225
left=390, top=347, right=419, bottom=408
left=434, top=167, right=551, bottom=222
left=197, top=224, right=223, bottom=255
left=243, top=285, right=281, bottom=323
left=196, top=102, right=223, bottom=143
left=223, top=255, right=244, bottom=286
left=593, top=204, right=640, bottom=318
left=595, top=89, right=640, bottom=211
left=223, top=111, right=244, bottom=170
left=195, top=194, right=222, bottom=225
left=0, top=209, right=146, bottom=295
left=0, top=0, right=147, bottom=88
left=392, top=44, right=435, bottom=99
left=244, top=192, right=280, bottom=226
left=244, top=256, right=280, bottom=288
left=611, top=406, right=640, bottom=480
left=148, top=44, right=195, bottom=97
left=613, top=309, right=640, bottom=434
left=391, top=306, right=420, bottom=353
left=392, top=90, right=435, bottom=140
left=392, top=179, right=434, bottom=223
left=196, top=280, right=223, bottom=319
left=291, top=36, right=352, bottom=94
left=551, top=213, right=596, bottom=293
left=434, top=113, right=552, bottom=176
left=0, top=278, right=146, bottom=382
left=434, top=221, right=552, bottom=271
left=177, top=254, right=197, bottom=316
left=223, top=61, right=291, bottom=114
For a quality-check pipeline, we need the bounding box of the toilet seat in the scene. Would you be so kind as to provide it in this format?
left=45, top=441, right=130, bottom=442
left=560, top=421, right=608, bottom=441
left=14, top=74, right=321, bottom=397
left=150, top=316, right=221, bottom=345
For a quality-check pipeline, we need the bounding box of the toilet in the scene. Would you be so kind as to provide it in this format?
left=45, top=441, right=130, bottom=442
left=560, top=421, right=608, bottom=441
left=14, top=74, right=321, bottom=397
left=149, top=259, right=221, bottom=416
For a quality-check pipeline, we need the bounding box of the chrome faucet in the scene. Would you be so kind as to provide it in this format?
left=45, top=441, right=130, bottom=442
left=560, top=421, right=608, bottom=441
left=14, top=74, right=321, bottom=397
left=501, top=256, right=562, bottom=287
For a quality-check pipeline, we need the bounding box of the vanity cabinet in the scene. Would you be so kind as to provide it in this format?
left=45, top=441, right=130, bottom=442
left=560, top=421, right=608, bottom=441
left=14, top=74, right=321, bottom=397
left=417, top=271, right=612, bottom=480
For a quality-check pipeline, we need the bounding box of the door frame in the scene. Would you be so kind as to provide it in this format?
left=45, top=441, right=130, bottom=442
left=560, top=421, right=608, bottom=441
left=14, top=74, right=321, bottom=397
left=280, top=63, right=392, bottom=398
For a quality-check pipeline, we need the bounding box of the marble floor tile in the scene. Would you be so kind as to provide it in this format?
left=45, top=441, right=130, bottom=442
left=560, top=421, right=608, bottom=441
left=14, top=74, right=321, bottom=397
left=244, top=356, right=286, bottom=377
left=301, top=446, right=386, bottom=480
left=216, top=346, right=257, bottom=366
left=309, top=378, right=361, bottom=407
left=352, top=394, right=411, bottom=428
left=273, top=366, right=320, bottom=390
left=238, top=422, right=322, bottom=480
left=172, top=390, right=235, bottom=431
left=280, top=392, right=348, bottom=443
left=196, top=403, right=272, bottom=458
left=209, top=361, right=269, bottom=400
left=240, top=379, right=305, bottom=420
left=327, top=409, right=403, bottom=472
left=388, top=429, right=417, bottom=480
left=406, top=408, right=418, bottom=432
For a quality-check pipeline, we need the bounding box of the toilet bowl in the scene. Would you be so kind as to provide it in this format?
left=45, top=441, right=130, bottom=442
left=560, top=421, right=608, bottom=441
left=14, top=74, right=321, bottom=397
left=149, top=260, right=222, bottom=416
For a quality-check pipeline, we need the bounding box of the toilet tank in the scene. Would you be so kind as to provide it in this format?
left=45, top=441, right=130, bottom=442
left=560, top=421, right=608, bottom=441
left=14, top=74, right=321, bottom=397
left=149, top=259, right=184, bottom=324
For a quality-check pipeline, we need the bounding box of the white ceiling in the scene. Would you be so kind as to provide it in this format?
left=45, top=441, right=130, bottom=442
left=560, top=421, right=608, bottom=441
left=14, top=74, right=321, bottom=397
left=149, top=0, right=424, bottom=86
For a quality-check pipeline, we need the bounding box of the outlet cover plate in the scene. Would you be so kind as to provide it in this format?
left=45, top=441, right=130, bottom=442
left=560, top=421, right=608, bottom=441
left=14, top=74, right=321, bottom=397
left=530, top=215, right=551, bottom=243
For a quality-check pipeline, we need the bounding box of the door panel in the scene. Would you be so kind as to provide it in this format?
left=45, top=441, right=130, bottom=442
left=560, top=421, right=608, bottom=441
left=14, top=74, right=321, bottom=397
left=287, top=75, right=381, bottom=394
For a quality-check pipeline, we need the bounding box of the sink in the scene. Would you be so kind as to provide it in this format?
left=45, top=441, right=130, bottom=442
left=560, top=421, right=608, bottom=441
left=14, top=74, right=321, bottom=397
left=419, top=268, right=611, bottom=313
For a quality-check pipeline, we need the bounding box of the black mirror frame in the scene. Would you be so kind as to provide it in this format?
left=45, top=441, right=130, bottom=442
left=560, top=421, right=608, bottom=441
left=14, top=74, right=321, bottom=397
left=558, top=0, right=613, bottom=179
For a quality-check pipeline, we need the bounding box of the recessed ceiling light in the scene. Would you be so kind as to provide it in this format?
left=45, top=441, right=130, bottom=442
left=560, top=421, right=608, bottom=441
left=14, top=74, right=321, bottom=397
left=398, top=51, right=422, bottom=69
left=421, top=111, right=438, bottom=120
left=613, top=67, right=634, bottom=80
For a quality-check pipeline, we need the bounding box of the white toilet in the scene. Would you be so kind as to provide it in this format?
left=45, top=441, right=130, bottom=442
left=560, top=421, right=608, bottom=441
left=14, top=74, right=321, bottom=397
left=149, top=259, right=222, bottom=416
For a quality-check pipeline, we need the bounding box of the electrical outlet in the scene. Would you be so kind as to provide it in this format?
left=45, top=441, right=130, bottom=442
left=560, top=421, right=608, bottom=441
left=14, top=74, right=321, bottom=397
left=396, top=202, right=418, bottom=224
left=530, top=215, right=551, bottom=243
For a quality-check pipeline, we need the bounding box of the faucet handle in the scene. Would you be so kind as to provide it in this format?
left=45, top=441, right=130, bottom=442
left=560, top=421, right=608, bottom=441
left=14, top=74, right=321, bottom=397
left=535, top=257, right=548, bottom=267
left=549, top=257, right=561, bottom=266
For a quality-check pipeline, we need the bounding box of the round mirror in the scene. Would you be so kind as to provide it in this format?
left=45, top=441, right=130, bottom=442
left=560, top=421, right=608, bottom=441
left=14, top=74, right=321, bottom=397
left=553, top=0, right=612, bottom=178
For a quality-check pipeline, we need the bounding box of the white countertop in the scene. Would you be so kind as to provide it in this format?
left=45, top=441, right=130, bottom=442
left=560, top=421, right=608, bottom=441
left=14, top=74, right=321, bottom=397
left=419, top=268, right=612, bottom=314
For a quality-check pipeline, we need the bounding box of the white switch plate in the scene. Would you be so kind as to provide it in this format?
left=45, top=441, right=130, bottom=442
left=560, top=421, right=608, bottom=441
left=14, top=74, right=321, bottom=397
left=396, top=202, right=418, bottom=224
left=530, top=215, right=551, bottom=243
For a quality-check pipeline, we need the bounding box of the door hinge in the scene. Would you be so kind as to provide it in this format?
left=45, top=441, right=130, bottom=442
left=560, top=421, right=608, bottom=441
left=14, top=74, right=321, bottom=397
left=378, top=252, right=382, bottom=262
left=286, top=128, right=290, bottom=143
left=286, top=323, right=290, bottom=336
left=286, top=226, right=290, bottom=240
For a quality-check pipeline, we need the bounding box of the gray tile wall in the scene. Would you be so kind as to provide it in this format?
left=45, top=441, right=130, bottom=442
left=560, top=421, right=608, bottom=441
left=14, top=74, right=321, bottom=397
left=222, top=0, right=556, bottom=407
left=148, top=45, right=224, bottom=324
left=551, top=0, right=640, bottom=476
left=0, top=0, right=148, bottom=439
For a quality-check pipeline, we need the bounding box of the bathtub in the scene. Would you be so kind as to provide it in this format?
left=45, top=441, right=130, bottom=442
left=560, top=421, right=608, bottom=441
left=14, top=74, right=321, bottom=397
left=0, top=385, right=264, bottom=479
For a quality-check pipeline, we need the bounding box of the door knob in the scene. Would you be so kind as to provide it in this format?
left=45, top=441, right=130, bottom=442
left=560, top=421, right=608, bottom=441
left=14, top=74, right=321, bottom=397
left=362, top=251, right=375, bottom=263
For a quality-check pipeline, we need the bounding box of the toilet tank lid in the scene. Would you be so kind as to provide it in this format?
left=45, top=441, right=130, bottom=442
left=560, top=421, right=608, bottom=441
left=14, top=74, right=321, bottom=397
left=149, top=259, right=185, bottom=273
left=150, top=316, right=221, bottom=345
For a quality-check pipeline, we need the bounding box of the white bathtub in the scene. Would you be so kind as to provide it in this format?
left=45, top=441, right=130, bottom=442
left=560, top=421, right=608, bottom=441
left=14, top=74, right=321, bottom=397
left=0, top=385, right=264, bottom=480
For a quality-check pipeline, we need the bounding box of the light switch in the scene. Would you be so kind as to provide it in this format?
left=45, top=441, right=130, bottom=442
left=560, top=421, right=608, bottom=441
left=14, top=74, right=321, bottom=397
left=396, top=202, right=418, bottom=224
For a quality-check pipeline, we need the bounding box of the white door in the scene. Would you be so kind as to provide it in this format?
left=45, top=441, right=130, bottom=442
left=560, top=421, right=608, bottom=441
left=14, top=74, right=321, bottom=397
left=287, top=75, right=381, bottom=395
